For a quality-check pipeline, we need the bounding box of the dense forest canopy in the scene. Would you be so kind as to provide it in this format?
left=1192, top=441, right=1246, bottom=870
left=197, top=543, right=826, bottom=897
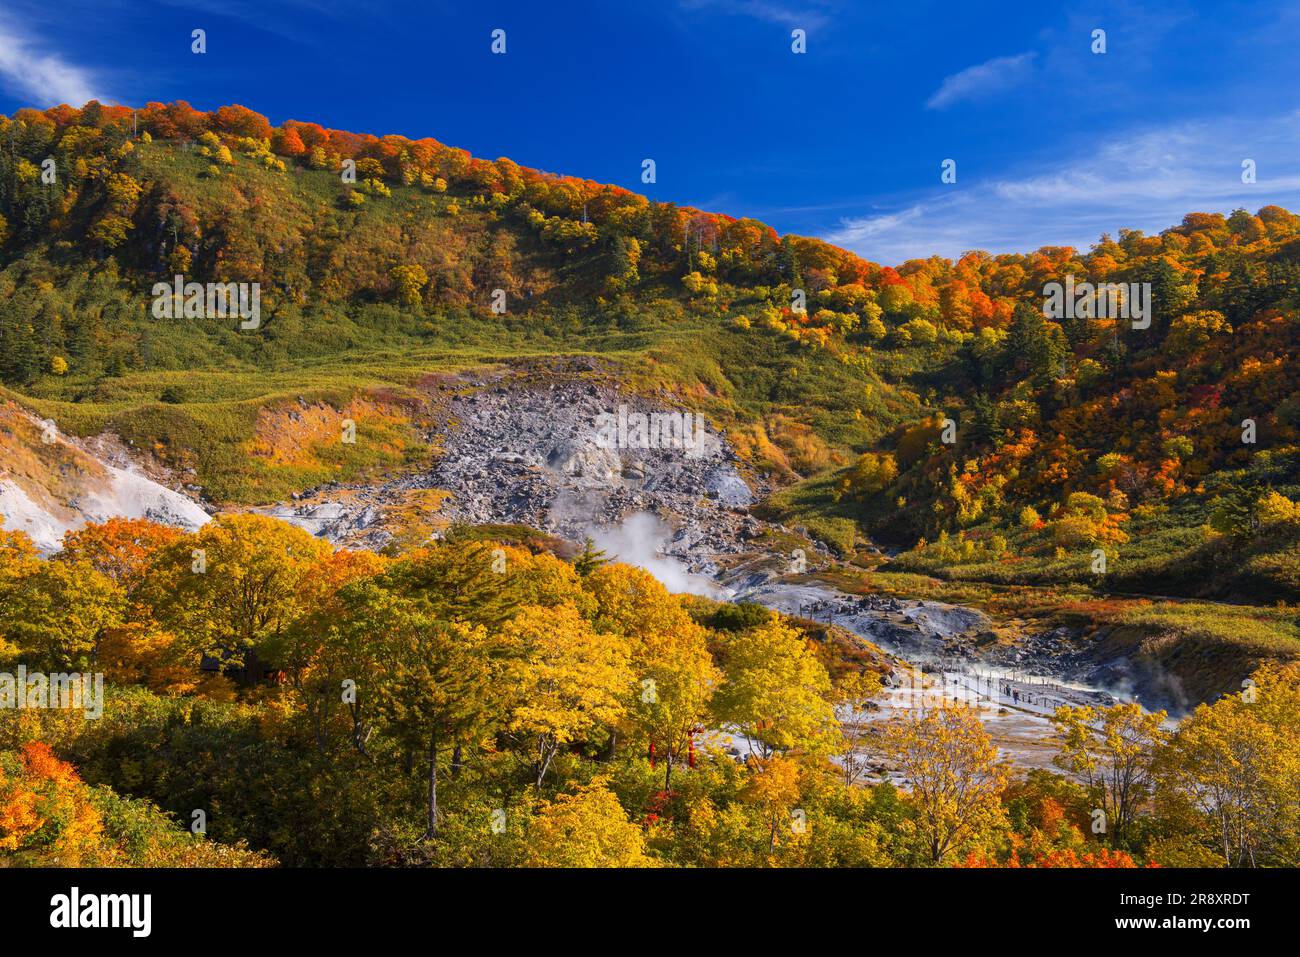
left=3, top=514, right=1299, bottom=868
left=2, top=100, right=1296, bottom=378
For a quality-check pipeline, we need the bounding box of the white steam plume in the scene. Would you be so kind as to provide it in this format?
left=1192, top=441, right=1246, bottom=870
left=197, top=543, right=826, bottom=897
left=588, top=512, right=718, bottom=596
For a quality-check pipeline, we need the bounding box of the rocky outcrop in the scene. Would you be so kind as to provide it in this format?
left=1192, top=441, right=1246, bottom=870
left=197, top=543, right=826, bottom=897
left=265, top=366, right=766, bottom=564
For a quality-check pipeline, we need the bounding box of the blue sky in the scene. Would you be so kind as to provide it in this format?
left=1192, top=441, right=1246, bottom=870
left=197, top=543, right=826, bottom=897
left=0, top=0, right=1297, bottom=265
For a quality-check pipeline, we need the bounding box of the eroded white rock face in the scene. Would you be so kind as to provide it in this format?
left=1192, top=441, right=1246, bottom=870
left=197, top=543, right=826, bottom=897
left=1, top=464, right=210, bottom=553
left=84, top=464, right=210, bottom=531
left=0, top=406, right=209, bottom=552
left=0, top=481, right=68, bottom=551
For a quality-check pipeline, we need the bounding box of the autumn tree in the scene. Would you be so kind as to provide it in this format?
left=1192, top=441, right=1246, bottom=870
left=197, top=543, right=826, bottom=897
left=711, top=618, right=839, bottom=759
left=0, top=530, right=41, bottom=663
left=1052, top=702, right=1168, bottom=845
left=879, top=705, right=1009, bottom=864
left=138, top=514, right=331, bottom=677
left=502, top=603, right=632, bottom=786
left=1164, top=309, right=1231, bottom=357
left=263, top=550, right=389, bottom=753
left=585, top=564, right=719, bottom=789
left=1155, top=664, right=1300, bottom=866
left=740, top=754, right=807, bottom=857
left=1, top=558, right=125, bottom=670
left=837, top=451, right=898, bottom=502
left=1051, top=491, right=1128, bottom=549
left=271, top=125, right=306, bottom=157
left=521, top=778, right=650, bottom=867
left=497, top=545, right=593, bottom=613
left=0, top=742, right=103, bottom=865
left=835, top=669, right=884, bottom=786
left=390, top=263, right=428, bottom=308
left=212, top=104, right=272, bottom=140
left=58, top=518, right=181, bottom=589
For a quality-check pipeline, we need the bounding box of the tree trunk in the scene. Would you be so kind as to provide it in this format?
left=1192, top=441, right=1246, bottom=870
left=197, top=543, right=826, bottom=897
left=424, top=731, right=439, bottom=840
left=350, top=704, right=371, bottom=758
left=536, top=736, right=556, bottom=788
left=664, top=748, right=674, bottom=791
left=313, top=690, right=328, bottom=755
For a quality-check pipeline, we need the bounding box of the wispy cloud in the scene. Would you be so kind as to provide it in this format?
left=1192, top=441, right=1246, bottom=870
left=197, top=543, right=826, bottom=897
left=154, top=0, right=352, bottom=41
left=677, top=0, right=835, bottom=30
left=0, top=18, right=110, bottom=106
left=925, top=52, right=1036, bottom=110
left=825, top=112, right=1300, bottom=264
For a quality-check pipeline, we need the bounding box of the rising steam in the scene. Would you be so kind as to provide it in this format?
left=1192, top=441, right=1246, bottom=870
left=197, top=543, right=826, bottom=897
left=588, top=512, right=719, bottom=596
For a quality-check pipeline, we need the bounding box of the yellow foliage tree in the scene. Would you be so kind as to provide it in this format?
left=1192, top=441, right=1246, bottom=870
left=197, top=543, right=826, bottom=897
left=1052, top=701, right=1168, bottom=843
left=879, top=705, right=1009, bottom=864
left=585, top=564, right=720, bottom=789
left=138, top=514, right=332, bottom=676
left=1156, top=664, right=1300, bottom=866
left=522, top=779, right=651, bottom=867
left=712, top=619, right=839, bottom=759
left=390, top=263, right=428, bottom=307
left=503, top=602, right=632, bottom=785
left=741, top=754, right=807, bottom=856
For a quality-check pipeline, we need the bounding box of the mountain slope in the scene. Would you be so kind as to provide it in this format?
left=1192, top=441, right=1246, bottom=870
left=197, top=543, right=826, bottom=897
left=0, top=100, right=1298, bottom=604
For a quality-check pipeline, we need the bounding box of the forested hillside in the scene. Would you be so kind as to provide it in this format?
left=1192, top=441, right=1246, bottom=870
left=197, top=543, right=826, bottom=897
left=1, top=99, right=1297, bottom=606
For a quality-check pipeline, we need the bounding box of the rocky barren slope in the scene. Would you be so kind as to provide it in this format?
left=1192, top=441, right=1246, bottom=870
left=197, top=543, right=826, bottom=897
left=261, top=361, right=769, bottom=571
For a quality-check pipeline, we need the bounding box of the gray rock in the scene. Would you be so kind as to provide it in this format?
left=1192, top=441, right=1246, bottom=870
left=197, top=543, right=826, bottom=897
left=704, top=469, right=753, bottom=506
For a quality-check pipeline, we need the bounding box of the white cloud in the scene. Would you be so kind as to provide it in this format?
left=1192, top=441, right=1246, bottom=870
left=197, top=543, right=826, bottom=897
left=825, top=112, right=1300, bottom=264
left=925, top=52, right=1036, bottom=110
left=0, top=20, right=109, bottom=106
left=678, top=0, right=835, bottom=30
